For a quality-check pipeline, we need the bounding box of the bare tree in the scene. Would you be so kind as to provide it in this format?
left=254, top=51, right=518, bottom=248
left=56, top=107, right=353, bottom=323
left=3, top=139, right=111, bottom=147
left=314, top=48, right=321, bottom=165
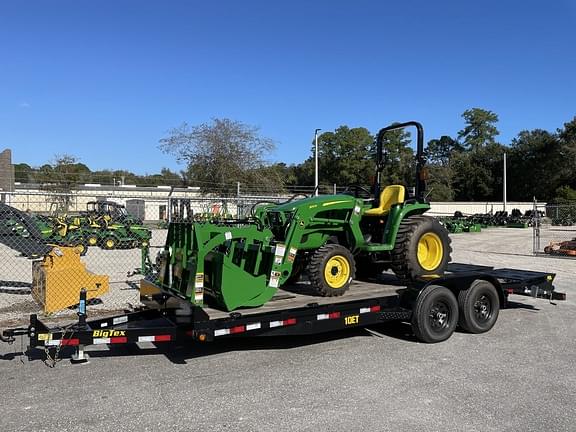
left=159, top=118, right=283, bottom=195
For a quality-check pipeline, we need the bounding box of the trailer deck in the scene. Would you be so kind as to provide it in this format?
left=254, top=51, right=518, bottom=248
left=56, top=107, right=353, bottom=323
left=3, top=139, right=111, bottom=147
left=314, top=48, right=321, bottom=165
left=201, top=279, right=405, bottom=319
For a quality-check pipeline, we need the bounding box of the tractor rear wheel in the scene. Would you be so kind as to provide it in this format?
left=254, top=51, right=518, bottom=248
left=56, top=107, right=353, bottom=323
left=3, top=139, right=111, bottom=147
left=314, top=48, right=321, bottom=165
left=309, top=244, right=355, bottom=296
left=391, top=216, right=451, bottom=283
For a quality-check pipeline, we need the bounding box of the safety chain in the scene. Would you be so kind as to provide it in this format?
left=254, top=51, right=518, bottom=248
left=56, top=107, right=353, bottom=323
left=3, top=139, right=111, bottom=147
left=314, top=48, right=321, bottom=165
left=43, top=324, right=74, bottom=368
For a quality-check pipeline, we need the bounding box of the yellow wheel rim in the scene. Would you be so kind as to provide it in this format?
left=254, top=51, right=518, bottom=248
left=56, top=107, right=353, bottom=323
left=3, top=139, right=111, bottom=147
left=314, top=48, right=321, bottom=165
left=106, top=239, right=115, bottom=248
left=324, top=255, right=350, bottom=289
left=417, top=232, right=444, bottom=271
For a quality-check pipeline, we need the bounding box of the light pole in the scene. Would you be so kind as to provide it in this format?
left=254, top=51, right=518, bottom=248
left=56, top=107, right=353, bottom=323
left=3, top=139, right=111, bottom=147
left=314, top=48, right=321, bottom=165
left=503, top=152, right=507, bottom=212
left=314, top=128, right=321, bottom=196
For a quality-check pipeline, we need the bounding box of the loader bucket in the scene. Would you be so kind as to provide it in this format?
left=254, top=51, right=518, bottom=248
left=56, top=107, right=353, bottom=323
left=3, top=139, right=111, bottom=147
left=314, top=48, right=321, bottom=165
left=205, top=251, right=276, bottom=310
left=161, top=222, right=282, bottom=311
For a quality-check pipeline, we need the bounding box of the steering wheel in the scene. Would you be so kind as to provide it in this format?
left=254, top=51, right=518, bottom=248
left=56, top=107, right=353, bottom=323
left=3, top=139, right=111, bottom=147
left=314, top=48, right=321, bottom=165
left=342, top=184, right=373, bottom=199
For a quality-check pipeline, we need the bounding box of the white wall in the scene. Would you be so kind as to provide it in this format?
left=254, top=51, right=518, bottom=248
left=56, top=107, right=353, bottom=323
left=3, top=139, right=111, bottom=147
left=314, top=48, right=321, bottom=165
left=428, top=201, right=539, bottom=216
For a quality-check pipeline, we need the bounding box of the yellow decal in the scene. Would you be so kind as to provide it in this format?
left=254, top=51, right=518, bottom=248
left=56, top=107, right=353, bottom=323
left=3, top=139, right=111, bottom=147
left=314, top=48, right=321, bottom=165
left=344, top=315, right=359, bottom=325
left=322, top=200, right=350, bottom=207
left=38, top=333, right=51, bottom=341
left=93, top=330, right=126, bottom=338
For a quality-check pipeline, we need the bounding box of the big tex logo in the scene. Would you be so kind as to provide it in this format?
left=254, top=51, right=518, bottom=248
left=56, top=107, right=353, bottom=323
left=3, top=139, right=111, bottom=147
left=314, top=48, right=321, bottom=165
left=93, top=329, right=126, bottom=338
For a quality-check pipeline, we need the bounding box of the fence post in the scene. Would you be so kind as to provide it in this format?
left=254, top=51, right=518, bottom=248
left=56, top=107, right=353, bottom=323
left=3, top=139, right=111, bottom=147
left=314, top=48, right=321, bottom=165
left=237, top=182, right=241, bottom=218
left=532, top=197, right=540, bottom=255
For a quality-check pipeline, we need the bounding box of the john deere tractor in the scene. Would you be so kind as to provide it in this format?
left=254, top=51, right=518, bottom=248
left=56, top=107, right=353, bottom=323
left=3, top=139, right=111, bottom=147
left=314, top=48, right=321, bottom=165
left=158, top=121, right=451, bottom=311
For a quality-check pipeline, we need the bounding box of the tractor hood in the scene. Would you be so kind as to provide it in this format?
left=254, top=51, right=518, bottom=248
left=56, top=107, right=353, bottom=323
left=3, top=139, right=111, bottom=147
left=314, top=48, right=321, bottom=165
left=272, top=194, right=358, bottom=212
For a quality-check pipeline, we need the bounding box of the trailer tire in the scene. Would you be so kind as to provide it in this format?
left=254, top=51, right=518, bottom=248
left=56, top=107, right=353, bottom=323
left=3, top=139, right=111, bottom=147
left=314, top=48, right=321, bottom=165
left=309, top=244, right=355, bottom=297
left=457, top=280, right=499, bottom=334
left=411, top=285, right=458, bottom=343
left=391, top=216, right=451, bottom=283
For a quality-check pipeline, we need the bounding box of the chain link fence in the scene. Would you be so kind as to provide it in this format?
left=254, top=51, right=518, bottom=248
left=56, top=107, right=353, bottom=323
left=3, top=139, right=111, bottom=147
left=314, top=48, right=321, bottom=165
left=0, top=189, right=294, bottom=327
left=533, top=202, right=576, bottom=257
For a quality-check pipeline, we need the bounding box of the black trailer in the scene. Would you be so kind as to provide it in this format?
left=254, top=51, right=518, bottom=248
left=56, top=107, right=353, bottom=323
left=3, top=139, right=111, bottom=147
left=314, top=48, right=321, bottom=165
left=0, top=263, right=565, bottom=364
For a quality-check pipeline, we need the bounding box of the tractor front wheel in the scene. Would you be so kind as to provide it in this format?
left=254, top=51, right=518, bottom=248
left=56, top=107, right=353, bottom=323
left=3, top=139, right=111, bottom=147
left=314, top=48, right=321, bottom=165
left=86, top=234, right=99, bottom=247
left=391, top=216, right=452, bottom=283
left=309, top=244, right=355, bottom=297
left=102, top=236, right=117, bottom=250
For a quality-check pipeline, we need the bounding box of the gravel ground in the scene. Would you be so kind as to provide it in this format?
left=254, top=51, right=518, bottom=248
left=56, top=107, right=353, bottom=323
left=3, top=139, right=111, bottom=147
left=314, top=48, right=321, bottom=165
left=1, top=227, right=575, bottom=432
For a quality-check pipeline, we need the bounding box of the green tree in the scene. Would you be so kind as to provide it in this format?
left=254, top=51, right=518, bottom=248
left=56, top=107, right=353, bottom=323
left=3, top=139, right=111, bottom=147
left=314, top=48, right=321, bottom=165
left=36, top=154, right=91, bottom=212
left=554, top=185, right=576, bottom=202
left=378, top=127, right=414, bottom=188
left=159, top=118, right=278, bottom=195
left=451, top=108, right=504, bottom=200
left=458, top=108, right=500, bottom=150
left=557, top=117, right=576, bottom=191
left=425, top=136, right=463, bottom=165
left=508, top=129, right=563, bottom=201
left=452, top=143, right=505, bottom=201
left=425, top=136, right=462, bottom=201
left=14, top=163, right=33, bottom=183
left=314, top=126, right=375, bottom=190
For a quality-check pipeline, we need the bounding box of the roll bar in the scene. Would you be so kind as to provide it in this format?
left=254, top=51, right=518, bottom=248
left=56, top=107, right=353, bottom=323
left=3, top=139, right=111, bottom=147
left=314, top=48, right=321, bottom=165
left=374, top=121, right=426, bottom=203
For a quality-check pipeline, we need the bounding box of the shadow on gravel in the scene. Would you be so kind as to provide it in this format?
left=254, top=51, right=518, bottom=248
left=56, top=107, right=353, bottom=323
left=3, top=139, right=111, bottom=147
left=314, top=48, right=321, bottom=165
left=506, top=301, right=540, bottom=312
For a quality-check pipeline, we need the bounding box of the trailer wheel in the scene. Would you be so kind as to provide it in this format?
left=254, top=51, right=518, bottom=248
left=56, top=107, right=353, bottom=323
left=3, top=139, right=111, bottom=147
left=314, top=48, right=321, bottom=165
left=309, top=244, right=355, bottom=296
left=458, top=280, right=499, bottom=334
left=411, top=285, right=458, bottom=343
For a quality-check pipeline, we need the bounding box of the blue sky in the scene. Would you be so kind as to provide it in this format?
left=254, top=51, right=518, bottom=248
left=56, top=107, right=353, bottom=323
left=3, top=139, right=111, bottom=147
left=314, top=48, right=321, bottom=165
left=1, top=1, right=575, bottom=175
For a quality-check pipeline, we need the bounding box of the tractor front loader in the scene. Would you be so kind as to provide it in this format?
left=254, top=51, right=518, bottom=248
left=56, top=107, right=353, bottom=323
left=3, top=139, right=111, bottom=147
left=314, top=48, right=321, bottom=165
left=157, top=121, right=451, bottom=312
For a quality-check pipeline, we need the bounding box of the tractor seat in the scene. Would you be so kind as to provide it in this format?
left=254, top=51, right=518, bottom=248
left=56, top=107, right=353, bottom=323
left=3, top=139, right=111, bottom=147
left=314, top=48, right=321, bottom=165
left=363, top=185, right=406, bottom=217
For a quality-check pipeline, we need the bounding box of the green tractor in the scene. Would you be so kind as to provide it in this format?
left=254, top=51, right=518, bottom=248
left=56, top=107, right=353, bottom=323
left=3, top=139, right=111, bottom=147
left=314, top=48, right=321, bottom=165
left=81, top=201, right=152, bottom=250
left=34, top=214, right=89, bottom=256
left=158, top=121, right=451, bottom=311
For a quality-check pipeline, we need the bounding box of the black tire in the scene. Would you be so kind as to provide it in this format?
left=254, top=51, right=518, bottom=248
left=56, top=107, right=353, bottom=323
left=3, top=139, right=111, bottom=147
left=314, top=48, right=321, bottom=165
left=102, top=236, right=117, bottom=250
left=67, top=239, right=88, bottom=256
left=77, top=242, right=88, bottom=256
left=457, top=280, right=500, bottom=333
left=391, top=215, right=452, bottom=283
left=308, top=244, right=355, bottom=296
left=86, top=234, right=99, bottom=247
left=411, top=285, right=459, bottom=343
